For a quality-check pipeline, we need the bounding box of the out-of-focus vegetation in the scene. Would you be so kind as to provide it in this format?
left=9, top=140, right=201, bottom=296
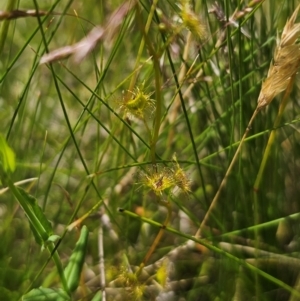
left=1, top=0, right=300, bottom=300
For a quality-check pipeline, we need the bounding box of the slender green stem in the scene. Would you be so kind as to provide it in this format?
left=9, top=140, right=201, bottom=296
left=253, top=76, right=296, bottom=224
left=128, top=0, right=159, bottom=92
left=135, top=196, right=172, bottom=277
left=196, top=108, right=259, bottom=238
left=48, top=244, right=70, bottom=295
left=150, top=53, right=162, bottom=163
left=119, top=208, right=300, bottom=298
left=0, top=0, right=17, bottom=54
left=252, top=77, right=295, bottom=301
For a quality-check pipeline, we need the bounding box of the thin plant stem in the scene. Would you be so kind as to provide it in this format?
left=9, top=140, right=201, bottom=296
left=135, top=197, right=172, bottom=277
left=150, top=53, right=162, bottom=163
left=252, top=77, right=295, bottom=301
left=119, top=208, right=300, bottom=299
left=0, top=0, right=17, bottom=55
left=49, top=244, right=70, bottom=295
left=167, top=31, right=193, bottom=147
left=196, top=107, right=260, bottom=238
left=253, top=76, right=294, bottom=300
left=253, top=75, right=296, bottom=225
left=98, top=223, right=106, bottom=301
left=128, top=0, right=158, bottom=92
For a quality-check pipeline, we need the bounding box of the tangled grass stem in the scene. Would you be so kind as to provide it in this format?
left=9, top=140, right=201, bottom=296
left=196, top=108, right=259, bottom=238
left=196, top=4, right=300, bottom=238
left=135, top=197, right=172, bottom=278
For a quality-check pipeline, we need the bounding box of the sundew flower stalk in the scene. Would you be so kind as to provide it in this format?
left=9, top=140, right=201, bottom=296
left=134, top=159, right=190, bottom=277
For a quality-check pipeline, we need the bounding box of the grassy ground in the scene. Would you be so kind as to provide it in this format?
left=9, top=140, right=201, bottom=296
left=1, top=0, right=300, bottom=300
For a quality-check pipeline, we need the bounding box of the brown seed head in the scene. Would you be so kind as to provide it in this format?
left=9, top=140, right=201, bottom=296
left=257, top=5, right=300, bottom=109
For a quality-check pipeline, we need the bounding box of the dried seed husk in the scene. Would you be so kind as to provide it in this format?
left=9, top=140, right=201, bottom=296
left=257, top=4, right=300, bottom=109
left=257, top=45, right=300, bottom=108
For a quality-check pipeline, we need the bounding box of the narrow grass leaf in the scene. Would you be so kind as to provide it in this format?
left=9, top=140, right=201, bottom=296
left=90, top=291, right=103, bottom=301
left=0, top=137, right=53, bottom=246
left=64, top=225, right=89, bottom=292
left=22, top=287, right=70, bottom=301
left=16, top=188, right=53, bottom=246
left=0, top=134, right=15, bottom=174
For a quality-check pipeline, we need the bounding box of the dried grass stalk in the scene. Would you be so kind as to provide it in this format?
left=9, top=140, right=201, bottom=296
left=196, top=5, right=300, bottom=238
left=40, top=0, right=136, bottom=64
left=257, top=4, right=300, bottom=109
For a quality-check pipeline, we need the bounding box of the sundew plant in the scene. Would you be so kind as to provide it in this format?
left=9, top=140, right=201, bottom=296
left=1, top=1, right=300, bottom=301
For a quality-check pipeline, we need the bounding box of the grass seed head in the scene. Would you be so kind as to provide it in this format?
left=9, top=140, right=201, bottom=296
left=180, top=0, right=207, bottom=39
left=257, top=4, right=300, bottom=109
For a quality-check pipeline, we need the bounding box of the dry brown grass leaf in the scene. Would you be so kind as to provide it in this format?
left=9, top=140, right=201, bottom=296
left=257, top=4, right=300, bottom=109
left=0, top=9, right=48, bottom=20
left=40, top=1, right=136, bottom=64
